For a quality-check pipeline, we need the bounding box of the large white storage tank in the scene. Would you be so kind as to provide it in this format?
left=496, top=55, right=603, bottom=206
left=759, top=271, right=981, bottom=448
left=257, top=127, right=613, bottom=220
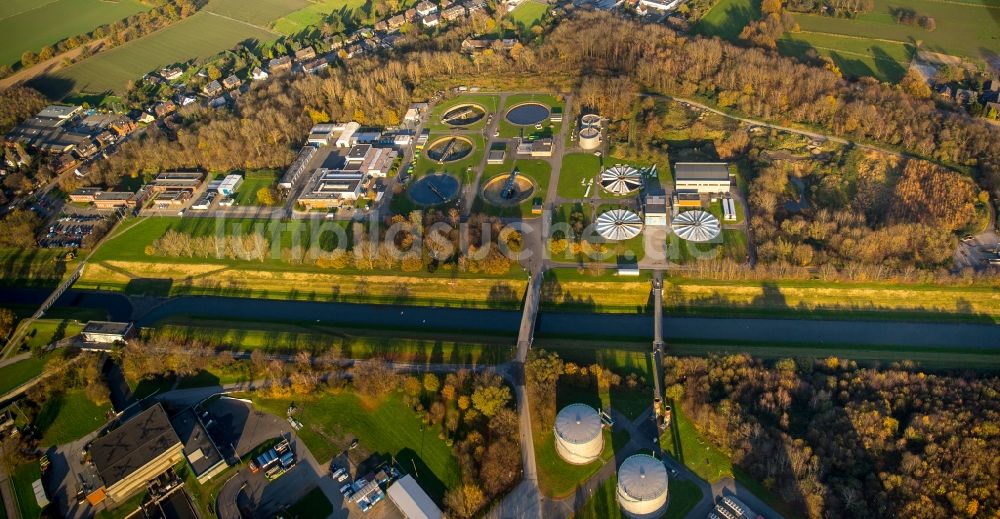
left=554, top=403, right=604, bottom=464
left=578, top=114, right=602, bottom=150
left=617, top=454, right=669, bottom=518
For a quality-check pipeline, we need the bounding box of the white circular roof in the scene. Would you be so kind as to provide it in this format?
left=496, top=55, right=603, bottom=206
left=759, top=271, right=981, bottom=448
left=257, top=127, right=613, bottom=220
left=555, top=404, right=602, bottom=444
left=671, top=210, right=721, bottom=242
left=600, top=165, right=642, bottom=195
left=617, top=454, right=668, bottom=501
left=596, top=209, right=643, bottom=241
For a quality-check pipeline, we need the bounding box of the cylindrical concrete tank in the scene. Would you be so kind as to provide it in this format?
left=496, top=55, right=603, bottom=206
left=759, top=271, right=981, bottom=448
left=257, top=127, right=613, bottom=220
left=554, top=403, right=604, bottom=464
left=617, top=454, right=669, bottom=518
left=579, top=127, right=601, bottom=150
left=581, top=114, right=602, bottom=127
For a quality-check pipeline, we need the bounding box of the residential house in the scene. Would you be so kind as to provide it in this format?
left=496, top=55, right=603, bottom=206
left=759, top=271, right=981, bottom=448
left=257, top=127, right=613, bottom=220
left=159, top=67, right=183, bottom=81
left=222, top=75, right=241, bottom=90
left=268, top=55, right=292, bottom=73
left=203, top=80, right=223, bottom=97
left=388, top=14, right=407, bottom=29
left=109, top=118, right=136, bottom=137
left=442, top=5, right=466, bottom=21
left=375, top=20, right=389, bottom=32
left=404, top=7, right=418, bottom=21
left=251, top=66, right=269, bottom=81
left=463, top=0, right=486, bottom=12
left=303, top=56, right=330, bottom=74
left=416, top=0, right=438, bottom=16
left=422, top=13, right=440, bottom=26
left=295, top=46, right=317, bottom=62
left=153, top=101, right=176, bottom=118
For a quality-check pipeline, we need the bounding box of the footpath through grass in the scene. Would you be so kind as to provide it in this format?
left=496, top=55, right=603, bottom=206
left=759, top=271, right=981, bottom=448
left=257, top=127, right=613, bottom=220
left=253, top=391, right=460, bottom=503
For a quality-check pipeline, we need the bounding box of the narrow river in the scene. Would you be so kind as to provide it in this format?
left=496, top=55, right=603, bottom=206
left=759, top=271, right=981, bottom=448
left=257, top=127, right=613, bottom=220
left=3, top=288, right=999, bottom=349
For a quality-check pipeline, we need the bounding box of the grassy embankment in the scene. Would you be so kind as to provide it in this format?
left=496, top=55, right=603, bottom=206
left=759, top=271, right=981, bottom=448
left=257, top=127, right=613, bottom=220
left=77, top=216, right=528, bottom=308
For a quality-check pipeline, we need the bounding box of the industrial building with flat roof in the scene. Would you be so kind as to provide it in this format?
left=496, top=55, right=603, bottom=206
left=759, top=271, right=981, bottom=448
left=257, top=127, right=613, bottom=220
left=5, top=104, right=90, bottom=154
left=82, top=321, right=135, bottom=344
left=674, top=162, right=731, bottom=194
left=89, top=404, right=184, bottom=504
left=295, top=144, right=395, bottom=209
left=170, top=409, right=227, bottom=484
left=387, top=475, right=442, bottom=519
left=152, top=171, right=204, bottom=193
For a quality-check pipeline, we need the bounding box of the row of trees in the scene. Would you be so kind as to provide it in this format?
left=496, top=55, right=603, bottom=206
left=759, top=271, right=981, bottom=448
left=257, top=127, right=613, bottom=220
left=785, top=0, right=874, bottom=17
left=663, top=354, right=1000, bottom=518
left=147, top=229, right=272, bottom=261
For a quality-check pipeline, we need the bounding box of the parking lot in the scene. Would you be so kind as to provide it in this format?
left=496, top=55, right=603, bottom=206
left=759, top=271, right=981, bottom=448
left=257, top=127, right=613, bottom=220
left=38, top=214, right=106, bottom=248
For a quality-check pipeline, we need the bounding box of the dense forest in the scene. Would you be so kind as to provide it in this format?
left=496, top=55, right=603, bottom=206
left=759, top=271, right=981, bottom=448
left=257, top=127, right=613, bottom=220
left=663, top=355, right=1000, bottom=518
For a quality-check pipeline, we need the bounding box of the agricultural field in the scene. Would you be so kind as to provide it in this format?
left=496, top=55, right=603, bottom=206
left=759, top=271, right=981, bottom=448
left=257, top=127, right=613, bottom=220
left=696, top=0, right=999, bottom=82
left=203, top=0, right=310, bottom=27
left=510, top=0, right=550, bottom=27
left=272, top=0, right=378, bottom=35
left=777, top=32, right=912, bottom=83
left=0, top=0, right=149, bottom=67
left=790, top=0, right=1000, bottom=67
left=30, top=5, right=278, bottom=98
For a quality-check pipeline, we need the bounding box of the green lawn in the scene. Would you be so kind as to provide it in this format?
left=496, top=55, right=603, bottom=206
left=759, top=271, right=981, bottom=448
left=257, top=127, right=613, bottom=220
left=37, top=389, right=110, bottom=446
left=0, top=0, right=148, bottom=67
left=30, top=6, right=278, bottom=98
left=149, top=318, right=512, bottom=363
left=777, top=32, right=912, bottom=83
left=575, top=474, right=703, bottom=519
left=558, top=153, right=602, bottom=198
left=666, top=228, right=747, bottom=264
left=253, top=391, right=460, bottom=503
left=660, top=402, right=732, bottom=483
left=285, top=487, right=333, bottom=519
left=694, top=0, right=759, bottom=40
left=534, top=425, right=629, bottom=498
left=11, top=463, right=42, bottom=519
left=23, top=318, right=86, bottom=351
left=231, top=173, right=278, bottom=206
left=426, top=94, right=501, bottom=133
left=0, top=353, right=51, bottom=395
left=510, top=0, right=550, bottom=27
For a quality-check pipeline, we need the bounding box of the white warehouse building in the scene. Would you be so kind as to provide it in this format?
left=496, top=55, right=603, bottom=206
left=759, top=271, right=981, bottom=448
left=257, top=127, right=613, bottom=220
left=674, top=162, right=731, bottom=194
left=554, top=404, right=604, bottom=464
left=217, top=174, right=243, bottom=196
